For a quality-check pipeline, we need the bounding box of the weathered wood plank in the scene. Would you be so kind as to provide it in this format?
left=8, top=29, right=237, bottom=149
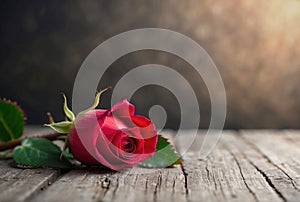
left=181, top=131, right=278, bottom=202
left=30, top=168, right=112, bottom=202
left=23, top=125, right=54, bottom=137
left=241, top=131, right=300, bottom=189
left=102, top=166, right=186, bottom=202
left=1, top=128, right=300, bottom=202
left=0, top=126, right=61, bottom=202
left=281, top=130, right=300, bottom=148
left=31, top=165, right=186, bottom=202
left=239, top=130, right=300, bottom=202
left=221, top=132, right=284, bottom=202
left=0, top=160, right=60, bottom=202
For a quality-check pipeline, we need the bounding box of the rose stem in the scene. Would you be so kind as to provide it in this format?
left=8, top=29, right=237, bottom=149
left=0, top=132, right=62, bottom=151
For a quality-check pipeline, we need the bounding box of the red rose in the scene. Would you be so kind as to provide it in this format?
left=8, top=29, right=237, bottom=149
left=68, top=99, right=158, bottom=170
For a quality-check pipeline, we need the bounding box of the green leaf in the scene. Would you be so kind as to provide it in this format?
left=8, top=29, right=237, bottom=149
left=62, top=93, right=75, bottom=122
left=13, top=138, right=72, bottom=169
left=0, top=99, right=25, bottom=142
left=44, top=121, right=72, bottom=134
left=138, top=135, right=182, bottom=168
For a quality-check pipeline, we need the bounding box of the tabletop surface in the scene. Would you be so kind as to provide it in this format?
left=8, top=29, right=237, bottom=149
left=0, top=127, right=299, bottom=202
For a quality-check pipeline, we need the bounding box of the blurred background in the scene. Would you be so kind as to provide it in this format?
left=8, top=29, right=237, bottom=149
left=0, top=0, right=299, bottom=129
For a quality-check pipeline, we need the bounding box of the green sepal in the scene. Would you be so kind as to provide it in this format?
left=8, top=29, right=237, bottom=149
left=44, top=121, right=72, bottom=134
left=62, top=93, right=75, bottom=122
left=63, top=148, right=74, bottom=159
left=77, top=87, right=111, bottom=117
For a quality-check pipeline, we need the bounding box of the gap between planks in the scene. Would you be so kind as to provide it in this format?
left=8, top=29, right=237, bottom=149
left=239, top=130, right=300, bottom=202
left=1, top=128, right=300, bottom=202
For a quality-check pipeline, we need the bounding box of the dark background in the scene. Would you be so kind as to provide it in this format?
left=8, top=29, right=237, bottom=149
left=1, top=0, right=300, bottom=129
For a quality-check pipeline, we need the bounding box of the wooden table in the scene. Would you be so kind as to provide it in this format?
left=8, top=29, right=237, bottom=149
left=0, top=127, right=299, bottom=202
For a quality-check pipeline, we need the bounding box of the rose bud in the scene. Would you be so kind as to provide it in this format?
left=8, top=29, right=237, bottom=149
left=68, top=99, right=158, bottom=170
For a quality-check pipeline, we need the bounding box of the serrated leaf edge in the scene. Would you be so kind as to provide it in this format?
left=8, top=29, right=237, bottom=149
left=0, top=98, right=26, bottom=122
left=156, top=135, right=183, bottom=165
left=0, top=98, right=26, bottom=141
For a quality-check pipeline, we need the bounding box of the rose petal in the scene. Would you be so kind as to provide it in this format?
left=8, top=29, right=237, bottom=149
left=69, top=109, right=108, bottom=164
left=130, top=115, right=158, bottom=154
left=101, top=115, right=128, bottom=135
left=131, top=115, right=151, bottom=127
left=95, top=131, right=141, bottom=170
left=69, top=100, right=158, bottom=171
left=120, top=127, right=144, bottom=154
left=110, top=98, right=135, bottom=117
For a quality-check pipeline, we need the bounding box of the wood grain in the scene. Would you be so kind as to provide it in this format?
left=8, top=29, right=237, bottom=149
left=0, top=127, right=299, bottom=202
left=0, top=160, right=60, bottom=202
left=240, top=130, right=300, bottom=202
left=182, top=131, right=282, bottom=202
